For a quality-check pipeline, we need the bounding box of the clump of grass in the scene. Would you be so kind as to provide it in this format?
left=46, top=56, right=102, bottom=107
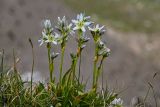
left=0, top=13, right=123, bottom=107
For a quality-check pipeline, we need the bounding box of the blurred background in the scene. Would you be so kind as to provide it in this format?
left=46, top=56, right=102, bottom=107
left=0, top=0, right=160, bottom=106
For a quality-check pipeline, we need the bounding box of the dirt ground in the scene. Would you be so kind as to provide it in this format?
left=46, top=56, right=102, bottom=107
left=0, top=0, right=160, bottom=106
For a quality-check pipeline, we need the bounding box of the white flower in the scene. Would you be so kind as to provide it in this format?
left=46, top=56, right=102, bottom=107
left=81, top=33, right=90, bottom=42
left=43, top=19, right=52, bottom=29
left=38, top=31, right=61, bottom=46
left=96, top=40, right=110, bottom=57
left=56, top=16, right=67, bottom=31
left=58, top=16, right=66, bottom=24
left=39, top=19, right=62, bottom=46
left=72, top=13, right=92, bottom=32
left=56, top=16, right=74, bottom=37
left=98, top=40, right=105, bottom=48
left=89, top=24, right=106, bottom=41
left=106, top=48, right=111, bottom=53
left=111, top=98, right=123, bottom=106
left=67, top=23, right=74, bottom=35
left=46, top=32, right=60, bottom=45
left=88, top=24, right=105, bottom=33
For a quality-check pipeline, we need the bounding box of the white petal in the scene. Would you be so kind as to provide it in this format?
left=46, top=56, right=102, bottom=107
left=58, top=17, right=61, bottom=21
left=99, top=25, right=105, bottom=30
left=54, top=32, right=60, bottom=38
left=96, top=24, right=99, bottom=29
left=102, top=29, right=106, bottom=32
left=88, top=26, right=93, bottom=31
left=77, top=14, right=80, bottom=19
left=81, top=26, right=86, bottom=32
left=62, top=16, right=66, bottom=21
left=72, top=20, right=78, bottom=24
left=73, top=26, right=79, bottom=31
left=52, top=41, right=58, bottom=45
left=79, top=13, right=84, bottom=21
left=44, top=19, right=52, bottom=28
left=38, top=39, right=43, bottom=46
left=45, top=40, right=49, bottom=43
left=42, top=31, right=47, bottom=37
left=84, top=22, right=91, bottom=26
left=85, top=16, right=91, bottom=19
left=68, top=23, right=72, bottom=28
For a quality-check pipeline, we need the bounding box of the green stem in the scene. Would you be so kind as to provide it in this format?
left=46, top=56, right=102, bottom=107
left=47, top=43, right=52, bottom=82
left=93, top=58, right=97, bottom=88
left=60, top=46, right=65, bottom=85
left=78, top=52, right=82, bottom=84
left=50, top=58, right=54, bottom=82
left=73, top=56, right=78, bottom=81
left=93, top=45, right=98, bottom=89
left=96, top=57, right=104, bottom=86
left=101, top=60, right=104, bottom=90
left=72, top=30, right=82, bottom=82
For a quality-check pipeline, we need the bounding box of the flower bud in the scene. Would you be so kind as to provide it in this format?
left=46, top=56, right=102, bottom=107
left=51, top=52, right=59, bottom=60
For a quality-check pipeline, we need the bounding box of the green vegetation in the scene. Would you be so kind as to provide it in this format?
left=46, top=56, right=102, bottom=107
left=0, top=63, right=118, bottom=106
left=64, top=0, right=160, bottom=33
left=0, top=14, right=123, bottom=107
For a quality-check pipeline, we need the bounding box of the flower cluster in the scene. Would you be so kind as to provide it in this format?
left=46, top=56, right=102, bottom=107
left=38, top=14, right=93, bottom=84
left=38, top=12, right=112, bottom=94
left=39, top=13, right=94, bottom=50
left=88, top=23, right=110, bottom=89
left=89, top=24, right=110, bottom=58
left=89, top=24, right=105, bottom=42
left=97, top=40, right=111, bottom=57
left=0, top=13, right=125, bottom=107
left=38, top=20, right=61, bottom=46
left=71, top=13, right=92, bottom=56
left=55, top=16, right=74, bottom=45
left=56, top=16, right=73, bottom=35
left=78, top=33, right=90, bottom=49
left=72, top=13, right=92, bottom=32
left=38, top=14, right=111, bottom=85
